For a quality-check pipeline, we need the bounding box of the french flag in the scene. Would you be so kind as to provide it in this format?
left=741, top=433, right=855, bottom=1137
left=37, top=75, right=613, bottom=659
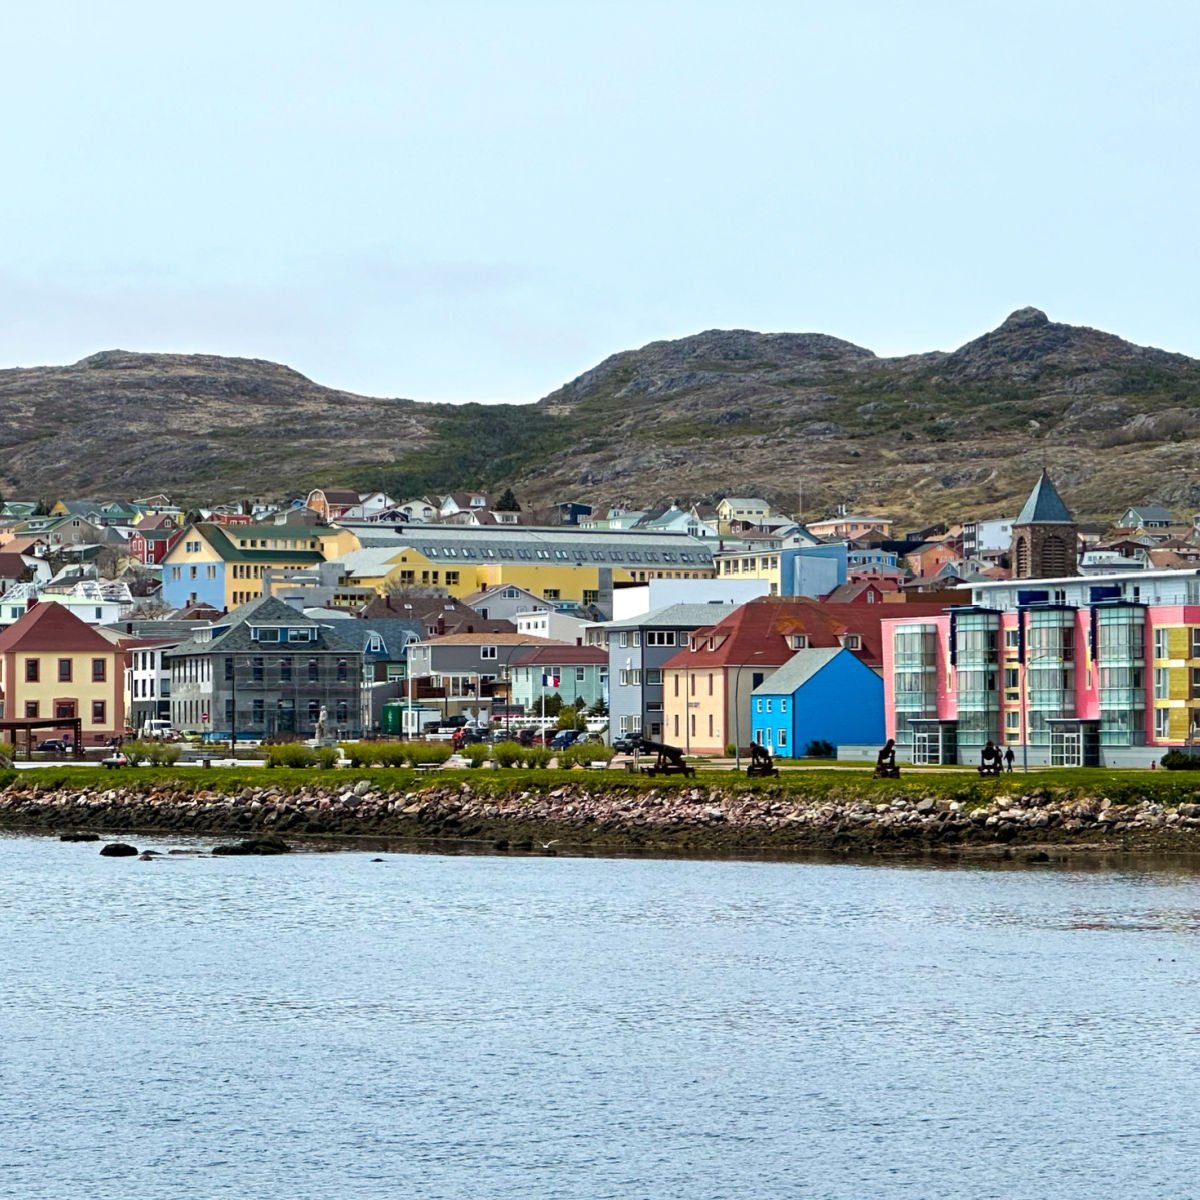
left=541, top=672, right=560, bottom=687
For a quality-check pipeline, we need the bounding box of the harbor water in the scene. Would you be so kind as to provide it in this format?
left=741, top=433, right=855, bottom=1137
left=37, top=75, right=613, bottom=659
left=2, top=834, right=1198, bottom=1199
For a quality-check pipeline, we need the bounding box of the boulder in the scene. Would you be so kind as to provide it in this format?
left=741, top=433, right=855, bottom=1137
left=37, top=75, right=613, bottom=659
left=99, top=842, right=139, bottom=857
left=210, top=837, right=292, bottom=856
left=60, top=832, right=99, bottom=842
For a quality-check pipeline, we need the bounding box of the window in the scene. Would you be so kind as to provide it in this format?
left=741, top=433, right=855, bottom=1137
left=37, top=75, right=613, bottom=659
left=336, top=700, right=348, bottom=724
left=646, top=631, right=676, bottom=647
left=842, top=634, right=861, bottom=650
left=24, top=701, right=38, bottom=718
left=92, top=658, right=106, bottom=682
left=708, top=672, right=714, bottom=696
left=1006, top=710, right=1020, bottom=729
left=481, top=646, right=497, bottom=660
left=308, top=659, right=319, bottom=682
left=336, top=658, right=348, bottom=682
left=308, top=700, right=320, bottom=724
left=58, top=659, right=72, bottom=683
left=1155, top=628, right=1169, bottom=659
left=92, top=700, right=106, bottom=724
left=646, top=668, right=663, bottom=685
left=1192, top=627, right=1200, bottom=659
left=224, top=657, right=234, bottom=682
left=252, top=657, right=264, bottom=683
left=55, top=701, right=76, bottom=719
left=543, top=589, right=560, bottom=601
left=252, top=698, right=264, bottom=725
left=790, top=634, right=808, bottom=650
left=778, top=729, right=788, bottom=748
left=575, top=667, right=586, bottom=682
left=1155, top=707, right=1170, bottom=740
left=25, top=658, right=39, bottom=683
left=1154, top=668, right=1169, bottom=700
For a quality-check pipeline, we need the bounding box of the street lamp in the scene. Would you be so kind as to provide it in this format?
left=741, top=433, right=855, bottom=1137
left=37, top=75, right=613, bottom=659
left=733, top=650, right=767, bottom=772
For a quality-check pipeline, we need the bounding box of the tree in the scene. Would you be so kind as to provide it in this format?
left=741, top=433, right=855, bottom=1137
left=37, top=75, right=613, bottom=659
left=587, top=697, right=608, bottom=716
left=32, top=499, right=51, bottom=516
left=556, top=704, right=587, bottom=731
left=495, top=487, right=521, bottom=512
left=540, top=692, right=563, bottom=718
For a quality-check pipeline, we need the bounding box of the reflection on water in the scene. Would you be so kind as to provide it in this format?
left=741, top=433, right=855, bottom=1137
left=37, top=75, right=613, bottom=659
left=2, top=833, right=1199, bottom=1199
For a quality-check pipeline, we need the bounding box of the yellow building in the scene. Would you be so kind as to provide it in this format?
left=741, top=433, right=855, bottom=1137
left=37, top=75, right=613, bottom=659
left=0, top=601, right=128, bottom=746
left=1151, top=623, right=1200, bottom=742
left=330, top=526, right=718, bottom=607
left=161, top=522, right=350, bottom=611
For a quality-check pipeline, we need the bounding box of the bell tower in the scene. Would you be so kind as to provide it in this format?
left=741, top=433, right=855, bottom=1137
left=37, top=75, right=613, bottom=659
left=1011, top=470, right=1077, bottom=579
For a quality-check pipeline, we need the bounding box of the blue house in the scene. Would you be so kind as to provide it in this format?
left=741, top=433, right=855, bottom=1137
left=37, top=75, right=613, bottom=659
left=750, top=647, right=883, bottom=756
left=779, top=543, right=848, bottom=597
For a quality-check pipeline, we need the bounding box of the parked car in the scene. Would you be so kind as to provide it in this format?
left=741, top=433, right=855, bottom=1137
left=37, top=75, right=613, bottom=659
left=36, top=738, right=69, bottom=754
left=612, top=735, right=642, bottom=754
left=550, top=729, right=583, bottom=750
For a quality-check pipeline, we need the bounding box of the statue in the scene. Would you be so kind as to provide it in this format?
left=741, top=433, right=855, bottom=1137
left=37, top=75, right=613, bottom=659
left=874, top=738, right=900, bottom=779
left=316, top=705, right=330, bottom=742
left=978, top=740, right=1002, bottom=777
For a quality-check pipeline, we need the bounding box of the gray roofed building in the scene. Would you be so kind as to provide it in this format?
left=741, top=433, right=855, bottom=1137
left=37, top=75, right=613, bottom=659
left=167, top=596, right=365, bottom=738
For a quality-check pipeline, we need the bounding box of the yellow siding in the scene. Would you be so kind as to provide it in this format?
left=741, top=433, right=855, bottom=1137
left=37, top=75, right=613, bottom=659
left=1169, top=707, right=1191, bottom=741
left=1167, top=627, right=1189, bottom=659
left=1169, top=667, right=1191, bottom=701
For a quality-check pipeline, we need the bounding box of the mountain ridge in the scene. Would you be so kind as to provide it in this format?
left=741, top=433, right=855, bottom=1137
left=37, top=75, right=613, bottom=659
left=3, top=309, right=1199, bottom=525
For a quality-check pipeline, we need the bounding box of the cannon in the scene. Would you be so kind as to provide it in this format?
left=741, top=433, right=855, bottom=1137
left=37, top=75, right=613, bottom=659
left=636, top=736, right=695, bottom=778
left=746, top=742, right=779, bottom=778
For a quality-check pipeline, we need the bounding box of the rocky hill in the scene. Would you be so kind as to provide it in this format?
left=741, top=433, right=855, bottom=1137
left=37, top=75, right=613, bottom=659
left=3, top=310, right=1200, bottom=525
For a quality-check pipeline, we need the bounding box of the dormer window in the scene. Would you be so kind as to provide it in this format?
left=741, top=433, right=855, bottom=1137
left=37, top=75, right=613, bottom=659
left=790, top=634, right=808, bottom=650
left=840, top=634, right=860, bottom=650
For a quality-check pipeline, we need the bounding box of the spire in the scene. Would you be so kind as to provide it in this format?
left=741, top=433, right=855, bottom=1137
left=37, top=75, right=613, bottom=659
left=1015, top=469, right=1073, bottom=525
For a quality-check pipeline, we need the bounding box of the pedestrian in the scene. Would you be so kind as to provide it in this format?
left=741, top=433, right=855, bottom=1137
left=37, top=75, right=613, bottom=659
left=1004, top=746, right=1015, bottom=772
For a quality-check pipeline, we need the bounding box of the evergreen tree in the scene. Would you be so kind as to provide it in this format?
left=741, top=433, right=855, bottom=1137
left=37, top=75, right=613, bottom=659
left=495, top=487, right=521, bottom=512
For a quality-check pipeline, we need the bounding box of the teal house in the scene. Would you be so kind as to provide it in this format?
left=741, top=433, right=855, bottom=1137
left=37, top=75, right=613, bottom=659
left=509, top=645, right=609, bottom=715
left=750, top=647, right=883, bottom=756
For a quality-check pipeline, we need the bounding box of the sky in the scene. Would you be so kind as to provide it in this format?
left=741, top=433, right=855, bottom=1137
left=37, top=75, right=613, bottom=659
left=0, top=0, right=1197, bottom=402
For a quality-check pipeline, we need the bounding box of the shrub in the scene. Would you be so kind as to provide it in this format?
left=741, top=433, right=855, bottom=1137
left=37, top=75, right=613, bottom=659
left=406, top=743, right=453, bottom=767
left=557, top=743, right=615, bottom=768
left=374, top=743, right=412, bottom=767
left=265, top=743, right=317, bottom=768
left=461, top=743, right=489, bottom=768
left=314, top=746, right=340, bottom=769
left=1161, top=749, right=1200, bottom=770
left=726, top=744, right=737, bottom=757
left=805, top=740, right=835, bottom=758
left=494, top=743, right=522, bottom=768
left=520, top=747, right=552, bottom=769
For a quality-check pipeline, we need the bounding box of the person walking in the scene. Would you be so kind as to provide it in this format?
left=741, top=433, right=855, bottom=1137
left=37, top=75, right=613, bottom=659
left=1004, top=746, right=1015, bottom=772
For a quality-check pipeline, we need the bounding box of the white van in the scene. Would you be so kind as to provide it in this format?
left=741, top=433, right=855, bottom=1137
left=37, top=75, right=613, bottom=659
left=141, top=719, right=175, bottom=740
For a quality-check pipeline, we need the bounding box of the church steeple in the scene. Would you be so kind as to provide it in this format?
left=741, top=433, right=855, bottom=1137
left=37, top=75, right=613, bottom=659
left=1011, top=470, right=1077, bottom=579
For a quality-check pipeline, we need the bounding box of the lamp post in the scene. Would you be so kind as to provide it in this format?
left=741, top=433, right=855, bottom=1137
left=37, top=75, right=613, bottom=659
left=733, top=650, right=767, bottom=772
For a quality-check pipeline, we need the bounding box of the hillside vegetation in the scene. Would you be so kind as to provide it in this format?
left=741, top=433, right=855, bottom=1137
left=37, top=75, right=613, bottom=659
left=3, top=309, right=1199, bottom=525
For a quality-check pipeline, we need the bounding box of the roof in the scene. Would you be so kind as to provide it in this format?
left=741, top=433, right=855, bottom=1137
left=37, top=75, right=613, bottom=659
left=414, top=632, right=568, bottom=647
left=509, top=645, right=608, bottom=667
left=338, top=522, right=717, bottom=569
left=602, top=602, right=741, bottom=632
left=313, top=488, right=362, bottom=505
left=1015, top=470, right=1074, bottom=525
left=1122, top=504, right=1175, bottom=522
left=184, top=595, right=361, bottom=656
left=0, top=599, right=123, bottom=654
left=659, top=596, right=951, bottom=671
left=750, top=647, right=844, bottom=695
left=720, top=497, right=769, bottom=509
left=186, top=522, right=326, bottom=565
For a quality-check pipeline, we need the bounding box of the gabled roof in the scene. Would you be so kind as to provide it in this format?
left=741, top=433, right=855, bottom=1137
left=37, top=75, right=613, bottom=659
left=720, top=497, right=769, bottom=509
left=1015, top=470, right=1073, bottom=525
left=660, top=597, right=951, bottom=670
left=750, top=647, right=845, bottom=695
left=602, top=602, right=740, bottom=632
left=509, top=645, right=608, bottom=667
left=415, top=632, right=566, bottom=647
left=1122, top=504, right=1175, bottom=523
left=182, top=522, right=326, bottom=565
left=0, top=599, right=123, bottom=653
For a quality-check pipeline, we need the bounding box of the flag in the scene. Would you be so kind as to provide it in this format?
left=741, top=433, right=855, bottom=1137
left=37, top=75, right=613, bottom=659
left=541, top=672, right=560, bottom=687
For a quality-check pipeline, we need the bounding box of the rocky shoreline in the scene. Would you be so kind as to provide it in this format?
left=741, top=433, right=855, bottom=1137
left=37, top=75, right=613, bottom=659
left=4, top=777, right=1200, bottom=859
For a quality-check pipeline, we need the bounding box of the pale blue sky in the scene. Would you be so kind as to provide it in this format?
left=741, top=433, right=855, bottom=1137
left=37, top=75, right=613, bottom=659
left=1, top=1, right=1196, bottom=401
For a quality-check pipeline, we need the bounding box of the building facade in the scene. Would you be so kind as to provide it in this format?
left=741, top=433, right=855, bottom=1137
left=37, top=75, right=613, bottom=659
left=168, top=596, right=363, bottom=739
left=882, top=568, right=1200, bottom=768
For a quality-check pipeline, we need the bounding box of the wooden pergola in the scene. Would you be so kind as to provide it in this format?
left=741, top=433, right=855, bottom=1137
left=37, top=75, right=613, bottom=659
left=0, top=716, right=86, bottom=759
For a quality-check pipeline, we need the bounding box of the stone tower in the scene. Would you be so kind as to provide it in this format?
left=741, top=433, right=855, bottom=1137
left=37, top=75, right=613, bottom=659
left=1010, top=470, right=1077, bottom=579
